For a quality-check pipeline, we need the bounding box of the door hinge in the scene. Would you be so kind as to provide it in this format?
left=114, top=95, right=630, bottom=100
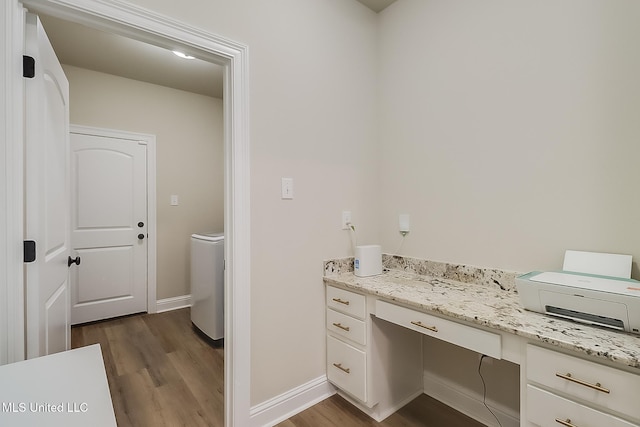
left=23, top=55, right=35, bottom=78
left=24, top=240, right=36, bottom=263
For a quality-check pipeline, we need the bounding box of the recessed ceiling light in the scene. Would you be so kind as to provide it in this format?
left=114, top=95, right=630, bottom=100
left=172, top=51, right=195, bottom=60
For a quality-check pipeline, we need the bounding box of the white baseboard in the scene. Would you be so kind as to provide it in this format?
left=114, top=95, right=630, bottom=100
left=423, top=371, right=519, bottom=427
left=250, top=375, right=336, bottom=427
left=155, top=294, right=191, bottom=313
left=337, top=387, right=423, bottom=422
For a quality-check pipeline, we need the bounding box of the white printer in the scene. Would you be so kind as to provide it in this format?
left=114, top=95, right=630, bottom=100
left=516, top=250, right=640, bottom=335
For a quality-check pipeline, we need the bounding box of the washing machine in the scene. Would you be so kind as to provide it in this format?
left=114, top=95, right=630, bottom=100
left=190, top=232, right=224, bottom=342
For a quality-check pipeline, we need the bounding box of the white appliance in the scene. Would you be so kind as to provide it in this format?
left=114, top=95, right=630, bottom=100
left=516, top=271, right=640, bottom=334
left=190, top=232, right=224, bottom=342
left=354, top=245, right=382, bottom=277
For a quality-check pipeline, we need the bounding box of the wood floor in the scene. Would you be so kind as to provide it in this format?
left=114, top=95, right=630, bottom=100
left=278, top=394, right=486, bottom=427
left=72, top=308, right=485, bottom=426
left=72, top=308, right=224, bottom=427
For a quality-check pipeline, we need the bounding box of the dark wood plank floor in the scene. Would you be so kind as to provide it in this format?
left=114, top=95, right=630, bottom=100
left=72, top=308, right=484, bottom=426
left=72, top=308, right=224, bottom=427
left=278, top=394, right=486, bottom=427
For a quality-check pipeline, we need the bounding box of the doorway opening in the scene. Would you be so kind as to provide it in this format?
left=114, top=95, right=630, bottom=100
left=18, top=1, right=251, bottom=426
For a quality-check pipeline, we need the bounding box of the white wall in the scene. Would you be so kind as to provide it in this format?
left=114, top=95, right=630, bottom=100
left=379, top=0, right=640, bottom=419
left=423, top=337, right=520, bottom=423
left=118, top=0, right=380, bottom=405
left=63, top=65, right=224, bottom=300
left=378, top=0, right=640, bottom=275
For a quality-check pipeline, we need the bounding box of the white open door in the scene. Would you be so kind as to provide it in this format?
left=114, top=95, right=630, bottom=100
left=24, top=12, right=73, bottom=358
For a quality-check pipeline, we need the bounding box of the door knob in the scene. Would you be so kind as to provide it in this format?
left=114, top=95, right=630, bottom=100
left=138, top=234, right=145, bottom=240
left=138, top=222, right=144, bottom=228
left=68, top=256, right=81, bottom=267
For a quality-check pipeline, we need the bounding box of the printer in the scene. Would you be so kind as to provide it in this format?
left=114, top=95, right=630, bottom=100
left=516, top=250, right=640, bottom=335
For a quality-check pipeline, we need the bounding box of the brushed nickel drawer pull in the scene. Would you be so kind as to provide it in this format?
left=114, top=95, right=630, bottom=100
left=411, top=321, right=438, bottom=333
left=332, top=298, right=350, bottom=305
left=333, top=363, right=350, bottom=374
left=555, top=373, right=610, bottom=394
left=555, top=418, right=577, bottom=427
left=332, top=322, right=350, bottom=332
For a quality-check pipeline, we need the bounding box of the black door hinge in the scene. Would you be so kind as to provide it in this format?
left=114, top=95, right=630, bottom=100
left=23, top=55, right=35, bottom=78
left=24, top=240, right=36, bottom=263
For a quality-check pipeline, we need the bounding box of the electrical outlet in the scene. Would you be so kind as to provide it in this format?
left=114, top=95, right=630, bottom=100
left=399, top=214, right=410, bottom=235
left=342, top=211, right=352, bottom=230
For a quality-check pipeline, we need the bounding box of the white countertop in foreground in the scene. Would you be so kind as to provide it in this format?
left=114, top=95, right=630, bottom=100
left=324, top=269, right=640, bottom=370
left=0, top=344, right=116, bottom=426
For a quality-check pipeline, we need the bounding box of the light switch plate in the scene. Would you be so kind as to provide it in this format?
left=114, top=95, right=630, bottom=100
left=281, top=178, right=293, bottom=199
left=170, top=195, right=179, bottom=206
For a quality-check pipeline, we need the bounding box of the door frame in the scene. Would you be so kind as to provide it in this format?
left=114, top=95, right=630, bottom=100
left=0, top=1, right=251, bottom=426
left=70, top=125, right=158, bottom=316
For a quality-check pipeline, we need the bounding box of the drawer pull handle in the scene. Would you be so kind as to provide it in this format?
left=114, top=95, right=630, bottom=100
left=332, top=298, right=350, bottom=306
left=333, top=363, right=350, bottom=374
left=555, top=373, right=610, bottom=394
left=332, top=322, right=350, bottom=332
left=555, top=418, right=577, bottom=427
left=411, top=321, right=438, bottom=333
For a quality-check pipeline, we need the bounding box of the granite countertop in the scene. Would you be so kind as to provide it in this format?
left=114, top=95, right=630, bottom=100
left=323, top=266, right=640, bottom=371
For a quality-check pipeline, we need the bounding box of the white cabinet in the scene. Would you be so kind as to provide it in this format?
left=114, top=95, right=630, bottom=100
left=326, top=335, right=367, bottom=402
left=325, top=286, right=370, bottom=405
left=326, top=308, right=366, bottom=345
left=527, top=385, right=637, bottom=427
left=325, top=285, right=422, bottom=420
left=526, top=345, right=640, bottom=427
left=326, top=285, right=366, bottom=319
left=323, top=275, right=640, bottom=426
left=376, top=299, right=501, bottom=359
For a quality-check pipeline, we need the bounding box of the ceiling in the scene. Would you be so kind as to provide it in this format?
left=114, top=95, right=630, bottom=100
left=40, top=14, right=225, bottom=99
left=39, top=0, right=397, bottom=99
left=357, top=0, right=398, bottom=13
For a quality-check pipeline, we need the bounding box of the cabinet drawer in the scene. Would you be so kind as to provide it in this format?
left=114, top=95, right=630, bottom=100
left=375, top=300, right=501, bottom=359
left=527, top=345, right=640, bottom=419
left=326, top=286, right=366, bottom=319
left=327, top=308, right=366, bottom=345
left=327, top=335, right=367, bottom=403
left=527, top=385, right=638, bottom=427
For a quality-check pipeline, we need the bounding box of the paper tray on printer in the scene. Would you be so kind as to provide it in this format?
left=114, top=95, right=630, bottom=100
left=539, top=290, right=627, bottom=330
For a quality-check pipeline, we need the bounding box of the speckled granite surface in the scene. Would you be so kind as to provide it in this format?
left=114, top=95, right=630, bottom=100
left=324, top=257, right=355, bottom=275
left=323, top=258, right=640, bottom=370
left=324, top=255, right=520, bottom=291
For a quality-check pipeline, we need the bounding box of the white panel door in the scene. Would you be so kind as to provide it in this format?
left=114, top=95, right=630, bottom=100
left=24, top=13, right=72, bottom=358
left=70, top=132, right=148, bottom=324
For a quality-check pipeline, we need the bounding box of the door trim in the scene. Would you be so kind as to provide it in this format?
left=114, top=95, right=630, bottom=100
left=70, top=124, right=158, bottom=315
left=2, top=1, right=251, bottom=426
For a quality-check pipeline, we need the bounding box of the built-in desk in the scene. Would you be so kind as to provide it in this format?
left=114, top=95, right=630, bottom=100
left=0, top=344, right=116, bottom=427
left=324, top=264, right=640, bottom=427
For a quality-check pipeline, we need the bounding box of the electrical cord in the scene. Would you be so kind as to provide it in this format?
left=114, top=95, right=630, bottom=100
left=346, top=222, right=357, bottom=254
left=382, top=235, right=406, bottom=270
left=478, top=355, right=503, bottom=427
left=394, top=234, right=406, bottom=257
